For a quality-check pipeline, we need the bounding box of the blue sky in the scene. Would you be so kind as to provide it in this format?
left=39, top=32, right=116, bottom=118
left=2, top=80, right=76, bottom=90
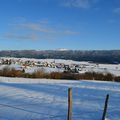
left=0, top=0, right=120, bottom=50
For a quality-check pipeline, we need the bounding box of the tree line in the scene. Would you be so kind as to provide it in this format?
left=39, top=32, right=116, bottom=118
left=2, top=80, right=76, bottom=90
left=0, top=50, right=120, bottom=64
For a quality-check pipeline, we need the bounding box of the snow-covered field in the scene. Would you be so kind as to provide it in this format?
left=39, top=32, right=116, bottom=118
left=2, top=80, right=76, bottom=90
left=0, top=77, right=120, bottom=120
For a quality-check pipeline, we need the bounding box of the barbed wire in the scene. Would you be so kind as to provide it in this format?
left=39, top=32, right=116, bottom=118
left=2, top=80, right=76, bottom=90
left=0, top=103, right=55, bottom=117
left=0, top=103, right=70, bottom=120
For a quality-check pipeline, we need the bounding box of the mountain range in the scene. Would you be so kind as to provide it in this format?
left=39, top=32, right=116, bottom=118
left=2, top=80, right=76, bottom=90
left=0, top=50, right=120, bottom=64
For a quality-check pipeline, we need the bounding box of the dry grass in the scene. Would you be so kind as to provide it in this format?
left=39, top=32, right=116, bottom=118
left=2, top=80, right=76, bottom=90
left=0, top=67, right=119, bottom=82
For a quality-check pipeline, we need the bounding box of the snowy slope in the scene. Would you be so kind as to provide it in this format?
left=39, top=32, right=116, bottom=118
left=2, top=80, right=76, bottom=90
left=0, top=77, right=120, bottom=120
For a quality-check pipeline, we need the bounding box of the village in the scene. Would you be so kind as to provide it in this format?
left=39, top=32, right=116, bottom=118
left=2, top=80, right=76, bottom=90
left=0, top=57, right=86, bottom=73
left=0, top=57, right=120, bottom=76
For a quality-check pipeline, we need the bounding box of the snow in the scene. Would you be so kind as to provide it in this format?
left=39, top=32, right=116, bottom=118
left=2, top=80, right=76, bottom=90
left=0, top=77, right=120, bottom=120
left=56, top=48, right=69, bottom=51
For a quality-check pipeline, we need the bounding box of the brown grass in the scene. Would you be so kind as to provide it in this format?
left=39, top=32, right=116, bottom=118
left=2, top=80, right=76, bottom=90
left=0, top=67, right=119, bottom=82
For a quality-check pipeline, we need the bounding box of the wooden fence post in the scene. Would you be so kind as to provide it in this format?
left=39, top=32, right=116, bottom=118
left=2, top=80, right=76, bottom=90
left=68, top=88, right=72, bottom=120
left=102, top=94, right=109, bottom=120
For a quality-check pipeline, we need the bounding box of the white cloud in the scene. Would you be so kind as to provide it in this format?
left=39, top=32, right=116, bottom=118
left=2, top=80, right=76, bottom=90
left=62, top=0, right=100, bottom=9
left=3, top=33, right=38, bottom=41
left=15, top=21, right=80, bottom=35
left=63, top=0, right=90, bottom=8
left=16, top=0, right=99, bottom=9
left=63, top=30, right=80, bottom=35
left=2, top=20, right=80, bottom=41
left=18, top=23, right=54, bottom=33
left=113, top=8, right=120, bottom=13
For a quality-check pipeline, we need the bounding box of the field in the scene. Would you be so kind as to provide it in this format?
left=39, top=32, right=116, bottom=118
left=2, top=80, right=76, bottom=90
left=0, top=77, right=120, bottom=120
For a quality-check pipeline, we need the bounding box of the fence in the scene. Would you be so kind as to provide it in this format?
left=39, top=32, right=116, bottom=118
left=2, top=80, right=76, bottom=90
left=0, top=88, right=109, bottom=120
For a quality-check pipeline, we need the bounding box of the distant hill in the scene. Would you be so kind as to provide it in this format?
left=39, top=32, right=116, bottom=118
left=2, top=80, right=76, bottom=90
left=0, top=50, right=120, bottom=64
